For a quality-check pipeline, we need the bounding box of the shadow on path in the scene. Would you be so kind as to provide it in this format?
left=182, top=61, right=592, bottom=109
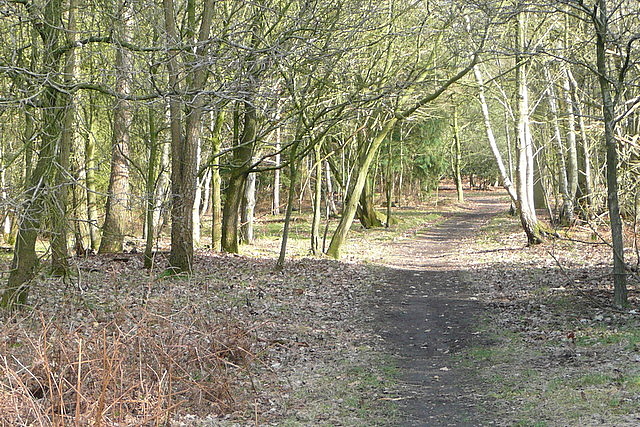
left=370, top=192, right=507, bottom=426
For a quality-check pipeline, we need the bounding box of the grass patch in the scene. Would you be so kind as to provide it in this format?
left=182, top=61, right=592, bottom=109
left=278, top=352, right=401, bottom=426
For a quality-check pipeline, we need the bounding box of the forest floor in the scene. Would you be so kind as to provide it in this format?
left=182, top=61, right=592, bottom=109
left=1, top=189, right=639, bottom=426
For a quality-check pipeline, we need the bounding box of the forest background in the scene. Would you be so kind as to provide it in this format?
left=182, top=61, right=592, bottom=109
left=1, top=0, right=638, bottom=307
left=1, top=0, right=640, bottom=423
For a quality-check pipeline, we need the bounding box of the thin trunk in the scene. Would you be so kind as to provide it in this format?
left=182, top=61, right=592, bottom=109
left=324, top=159, right=337, bottom=215
left=192, top=134, right=202, bottom=246
left=567, top=68, right=594, bottom=215
left=452, top=106, right=464, bottom=203
left=563, top=69, right=579, bottom=200
left=398, top=134, right=404, bottom=206
left=99, top=0, right=132, bottom=254
left=211, top=110, right=224, bottom=252
left=144, top=107, right=160, bottom=268
left=153, top=131, right=170, bottom=235
left=544, top=66, right=573, bottom=225
left=51, top=0, right=78, bottom=274
left=473, top=65, right=518, bottom=203
left=311, top=143, right=322, bottom=254
left=277, top=142, right=299, bottom=269
left=241, top=165, right=257, bottom=244
left=85, top=127, right=100, bottom=251
left=385, top=135, right=394, bottom=227
left=594, top=0, right=627, bottom=306
left=273, top=126, right=281, bottom=215
left=200, top=169, right=211, bottom=217
left=0, top=159, right=11, bottom=242
left=515, top=10, right=543, bottom=245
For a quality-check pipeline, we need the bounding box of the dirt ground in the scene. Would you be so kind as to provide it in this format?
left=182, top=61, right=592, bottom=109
left=2, top=189, right=639, bottom=426
left=369, top=193, right=505, bottom=426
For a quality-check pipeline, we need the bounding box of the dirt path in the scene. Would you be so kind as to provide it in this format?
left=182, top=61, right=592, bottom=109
left=371, top=192, right=507, bottom=426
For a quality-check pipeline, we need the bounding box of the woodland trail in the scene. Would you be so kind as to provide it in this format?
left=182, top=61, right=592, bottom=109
left=370, top=191, right=507, bottom=426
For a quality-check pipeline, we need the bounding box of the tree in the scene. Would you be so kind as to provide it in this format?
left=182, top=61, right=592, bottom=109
left=326, top=60, right=480, bottom=258
left=1, top=0, right=70, bottom=308
left=163, top=0, right=215, bottom=273
left=99, top=0, right=133, bottom=254
left=561, top=0, right=639, bottom=306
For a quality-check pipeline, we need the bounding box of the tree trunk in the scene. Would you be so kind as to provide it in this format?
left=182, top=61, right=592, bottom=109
left=0, top=153, right=12, bottom=243
left=567, top=68, right=594, bottom=216
left=153, top=132, right=170, bottom=238
left=192, top=134, right=202, bottom=246
left=273, top=123, right=282, bottom=215
left=357, top=175, right=383, bottom=229
left=473, top=64, right=518, bottom=203
left=277, top=142, right=299, bottom=269
left=2, top=0, right=64, bottom=308
left=240, top=164, right=257, bottom=245
left=325, top=159, right=338, bottom=216
left=594, top=0, right=627, bottom=306
left=144, top=106, right=160, bottom=268
left=563, top=69, right=579, bottom=202
left=85, top=121, right=100, bottom=251
left=544, top=66, right=573, bottom=225
left=515, top=10, right=543, bottom=245
left=452, top=106, right=464, bottom=203
left=327, top=118, right=397, bottom=258
left=99, top=0, right=133, bottom=254
left=222, top=102, right=255, bottom=253
left=311, top=143, right=323, bottom=254
left=50, top=0, right=77, bottom=275
left=211, top=110, right=224, bottom=252
left=199, top=169, right=211, bottom=218
left=165, top=0, right=215, bottom=273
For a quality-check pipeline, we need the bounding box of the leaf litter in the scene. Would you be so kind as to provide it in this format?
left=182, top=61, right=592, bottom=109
left=1, top=189, right=639, bottom=425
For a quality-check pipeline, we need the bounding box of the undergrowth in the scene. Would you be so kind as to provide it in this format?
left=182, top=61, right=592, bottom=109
left=0, top=304, right=256, bottom=425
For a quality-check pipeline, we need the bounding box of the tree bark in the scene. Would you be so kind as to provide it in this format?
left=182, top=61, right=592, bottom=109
left=164, top=0, right=215, bottom=272
left=544, top=66, right=573, bottom=225
left=211, top=110, right=224, bottom=252
left=311, top=142, right=323, bottom=254
left=85, top=117, right=100, bottom=251
left=222, top=102, right=255, bottom=253
left=99, top=0, right=133, bottom=254
left=515, top=9, right=543, bottom=245
left=2, top=0, right=65, bottom=308
left=277, top=142, right=300, bottom=269
left=51, top=0, right=77, bottom=275
left=325, top=159, right=338, bottom=216
left=594, top=0, right=627, bottom=306
left=144, top=106, right=161, bottom=268
left=473, top=64, right=518, bottom=203
left=567, top=68, right=594, bottom=215
left=357, top=176, right=383, bottom=228
left=192, top=133, right=203, bottom=246
left=273, top=119, right=282, bottom=215
left=240, top=162, right=257, bottom=244
left=452, top=106, right=464, bottom=203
